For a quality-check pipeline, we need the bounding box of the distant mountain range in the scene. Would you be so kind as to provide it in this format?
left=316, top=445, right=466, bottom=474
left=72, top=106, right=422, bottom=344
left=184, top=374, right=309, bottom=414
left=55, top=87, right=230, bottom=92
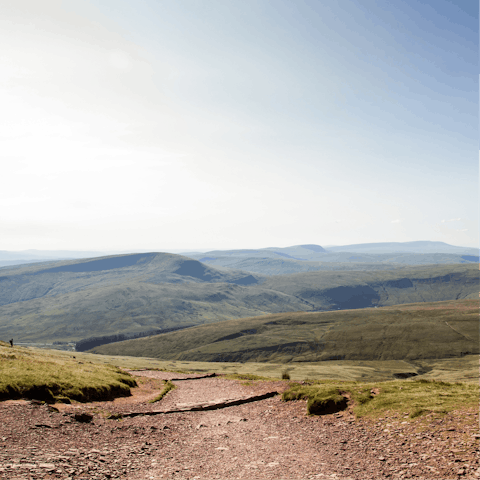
left=325, top=241, right=478, bottom=254
left=0, top=249, right=112, bottom=268
left=183, top=242, right=478, bottom=276
left=1, top=241, right=476, bottom=269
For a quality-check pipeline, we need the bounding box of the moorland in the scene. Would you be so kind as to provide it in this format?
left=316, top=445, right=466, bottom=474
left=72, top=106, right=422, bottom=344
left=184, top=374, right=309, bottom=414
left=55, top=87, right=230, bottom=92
left=0, top=244, right=477, bottom=346
left=0, top=240, right=478, bottom=479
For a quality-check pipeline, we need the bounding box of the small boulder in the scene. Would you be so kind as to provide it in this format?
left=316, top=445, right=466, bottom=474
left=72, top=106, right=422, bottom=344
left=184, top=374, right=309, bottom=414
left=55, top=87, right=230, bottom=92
left=74, top=413, right=93, bottom=423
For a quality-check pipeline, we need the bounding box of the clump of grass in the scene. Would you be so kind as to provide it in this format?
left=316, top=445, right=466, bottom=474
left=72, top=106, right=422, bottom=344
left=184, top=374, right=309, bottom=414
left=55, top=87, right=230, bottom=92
left=224, top=373, right=271, bottom=381
left=282, top=382, right=347, bottom=415
left=356, top=389, right=373, bottom=405
left=0, top=344, right=137, bottom=403
left=282, top=378, right=479, bottom=419
left=149, top=380, right=176, bottom=403
left=137, top=367, right=198, bottom=375
left=409, top=407, right=426, bottom=418
left=281, top=370, right=291, bottom=380
left=55, top=396, right=72, bottom=404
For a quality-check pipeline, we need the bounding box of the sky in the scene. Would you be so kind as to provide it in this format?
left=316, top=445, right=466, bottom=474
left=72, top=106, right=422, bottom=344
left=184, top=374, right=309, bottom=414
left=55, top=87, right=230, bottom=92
left=1, top=0, right=478, bottom=252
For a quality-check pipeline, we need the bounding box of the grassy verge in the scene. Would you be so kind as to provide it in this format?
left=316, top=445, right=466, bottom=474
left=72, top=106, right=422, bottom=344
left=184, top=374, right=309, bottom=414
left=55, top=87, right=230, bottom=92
left=223, top=373, right=272, bottom=381
left=0, top=342, right=136, bottom=403
left=57, top=349, right=479, bottom=383
left=282, top=378, right=479, bottom=418
left=148, top=380, right=176, bottom=403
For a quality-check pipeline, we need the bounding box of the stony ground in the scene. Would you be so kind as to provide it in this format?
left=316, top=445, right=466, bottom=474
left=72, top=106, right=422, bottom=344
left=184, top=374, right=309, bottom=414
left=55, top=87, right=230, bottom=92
left=0, top=370, right=478, bottom=480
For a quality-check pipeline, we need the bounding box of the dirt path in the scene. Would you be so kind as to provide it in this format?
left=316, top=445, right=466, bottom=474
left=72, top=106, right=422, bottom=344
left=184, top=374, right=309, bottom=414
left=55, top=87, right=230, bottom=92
left=0, top=371, right=478, bottom=480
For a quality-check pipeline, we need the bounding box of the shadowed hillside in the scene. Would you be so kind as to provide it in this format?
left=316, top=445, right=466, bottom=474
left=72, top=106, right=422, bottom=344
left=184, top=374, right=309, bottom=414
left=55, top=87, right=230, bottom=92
left=90, top=299, right=479, bottom=363
left=0, top=252, right=262, bottom=307
left=0, top=253, right=477, bottom=344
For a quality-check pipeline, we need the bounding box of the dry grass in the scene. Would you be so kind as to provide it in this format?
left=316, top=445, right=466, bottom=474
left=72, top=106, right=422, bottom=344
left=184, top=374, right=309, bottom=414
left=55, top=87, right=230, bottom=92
left=282, top=378, right=479, bottom=418
left=148, top=380, right=176, bottom=403
left=58, top=349, right=479, bottom=383
left=0, top=342, right=136, bottom=403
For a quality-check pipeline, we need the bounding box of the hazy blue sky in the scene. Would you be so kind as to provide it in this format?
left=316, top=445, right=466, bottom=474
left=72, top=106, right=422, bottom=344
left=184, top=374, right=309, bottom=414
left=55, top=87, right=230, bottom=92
left=2, top=0, right=477, bottom=251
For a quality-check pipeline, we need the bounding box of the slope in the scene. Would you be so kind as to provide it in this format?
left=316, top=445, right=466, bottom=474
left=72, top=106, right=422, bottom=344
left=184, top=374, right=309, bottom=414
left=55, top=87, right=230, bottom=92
left=0, top=252, right=262, bottom=307
left=0, top=258, right=476, bottom=345
left=90, top=299, right=479, bottom=363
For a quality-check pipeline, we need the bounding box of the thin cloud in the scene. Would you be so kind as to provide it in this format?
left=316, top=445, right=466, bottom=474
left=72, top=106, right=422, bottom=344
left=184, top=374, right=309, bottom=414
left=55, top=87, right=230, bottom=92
left=391, top=219, right=401, bottom=224
left=441, top=218, right=462, bottom=223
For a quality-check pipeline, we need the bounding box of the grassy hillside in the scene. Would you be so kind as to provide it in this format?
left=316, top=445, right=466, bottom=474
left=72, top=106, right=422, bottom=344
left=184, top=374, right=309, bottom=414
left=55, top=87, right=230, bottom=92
left=0, top=252, right=262, bottom=307
left=90, top=299, right=479, bottom=363
left=262, top=264, right=478, bottom=309
left=0, top=341, right=136, bottom=403
left=0, top=281, right=310, bottom=343
left=0, top=254, right=476, bottom=344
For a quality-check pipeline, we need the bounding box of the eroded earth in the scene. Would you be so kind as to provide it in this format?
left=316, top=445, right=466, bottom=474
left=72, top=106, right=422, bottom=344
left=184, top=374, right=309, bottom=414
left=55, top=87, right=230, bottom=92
left=0, top=371, right=478, bottom=480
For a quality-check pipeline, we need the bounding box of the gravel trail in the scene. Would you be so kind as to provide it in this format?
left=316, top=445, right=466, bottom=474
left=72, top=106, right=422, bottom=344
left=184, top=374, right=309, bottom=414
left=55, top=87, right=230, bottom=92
left=0, top=371, right=478, bottom=480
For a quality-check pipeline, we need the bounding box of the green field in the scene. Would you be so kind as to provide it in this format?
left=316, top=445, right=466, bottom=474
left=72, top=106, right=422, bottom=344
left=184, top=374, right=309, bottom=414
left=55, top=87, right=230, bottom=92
left=91, top=299, right=479, bottom=364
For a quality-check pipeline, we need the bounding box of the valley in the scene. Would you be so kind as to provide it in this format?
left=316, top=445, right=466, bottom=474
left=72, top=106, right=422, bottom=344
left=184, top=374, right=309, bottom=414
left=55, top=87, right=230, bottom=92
left=0, top=250, right=476, bottom=345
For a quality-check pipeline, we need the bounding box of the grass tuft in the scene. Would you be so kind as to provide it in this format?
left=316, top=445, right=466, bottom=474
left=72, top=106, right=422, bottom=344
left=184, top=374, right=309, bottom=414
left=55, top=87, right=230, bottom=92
left=149, top=380, right=176, bottom=403
left=281, top=370, right=291, bottom=380
left=409, top=407, right=426, bottom=418
left=223, top=373, right=271, bottom=381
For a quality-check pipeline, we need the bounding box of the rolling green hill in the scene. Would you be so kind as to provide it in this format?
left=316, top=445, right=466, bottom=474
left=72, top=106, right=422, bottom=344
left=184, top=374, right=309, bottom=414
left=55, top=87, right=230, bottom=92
left=0, top=253, right=477, bottom=344
left=90, top=299, right=479, bottom=363
left=0, top=252, right=261, bottom=307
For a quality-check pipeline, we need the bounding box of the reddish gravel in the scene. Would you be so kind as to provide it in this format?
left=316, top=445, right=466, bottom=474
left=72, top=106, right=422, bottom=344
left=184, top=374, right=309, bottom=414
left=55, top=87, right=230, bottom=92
left=0, top=371, right=478, bottom=480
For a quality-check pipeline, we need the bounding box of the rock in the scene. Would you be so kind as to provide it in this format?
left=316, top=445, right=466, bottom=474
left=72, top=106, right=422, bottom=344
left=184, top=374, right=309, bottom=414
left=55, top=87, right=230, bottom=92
left=107, top=413, right=123, bottom=420
left=74, top=413, right=93, bottom=423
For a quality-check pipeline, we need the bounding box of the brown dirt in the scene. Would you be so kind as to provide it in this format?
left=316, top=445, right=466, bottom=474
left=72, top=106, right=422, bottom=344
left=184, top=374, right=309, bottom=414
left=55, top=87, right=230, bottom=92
left=0, top=370, right=478, bottom=480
